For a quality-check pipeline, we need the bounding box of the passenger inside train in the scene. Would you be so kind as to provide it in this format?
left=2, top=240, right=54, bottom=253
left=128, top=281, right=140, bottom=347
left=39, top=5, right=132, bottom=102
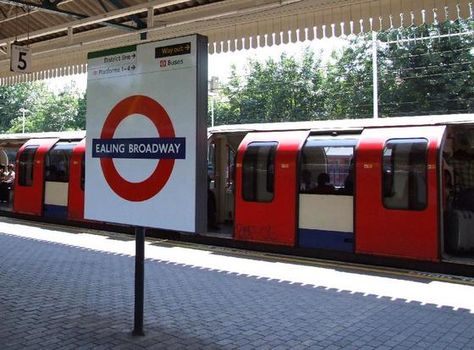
left=0, top=164, right=15, bottom=203
left=313, top=173, right=336, bottom=194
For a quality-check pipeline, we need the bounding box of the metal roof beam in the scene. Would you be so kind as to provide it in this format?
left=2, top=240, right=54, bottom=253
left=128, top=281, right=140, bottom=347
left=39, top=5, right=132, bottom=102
left=97, top=0, right=109, bottom=13
left=0, top=0, right=192, bottom=47
left=41, top=0, right=65, bottom=9
left=0, top=6, right=7, bottom=18
left=0, top=0, right=138, bottom=32
left=108, top=0, right=147, bottom=30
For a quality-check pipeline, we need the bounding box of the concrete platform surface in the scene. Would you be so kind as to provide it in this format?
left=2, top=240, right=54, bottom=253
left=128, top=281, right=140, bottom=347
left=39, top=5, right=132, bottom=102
left=0, top=217, right=474, bottom=349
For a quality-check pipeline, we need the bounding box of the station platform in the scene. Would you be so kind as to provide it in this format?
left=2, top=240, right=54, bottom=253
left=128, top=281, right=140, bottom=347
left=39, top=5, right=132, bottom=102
left=1, top=217, right=474, bottom=350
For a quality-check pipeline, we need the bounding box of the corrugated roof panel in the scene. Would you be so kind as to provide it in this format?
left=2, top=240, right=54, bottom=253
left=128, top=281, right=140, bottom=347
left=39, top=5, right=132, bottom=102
left=0, top=0, right=472, bottom=84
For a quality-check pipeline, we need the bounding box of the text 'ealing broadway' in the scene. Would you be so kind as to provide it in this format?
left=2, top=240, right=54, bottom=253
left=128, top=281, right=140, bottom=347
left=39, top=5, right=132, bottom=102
left=92, top=137, right=186, bottom=159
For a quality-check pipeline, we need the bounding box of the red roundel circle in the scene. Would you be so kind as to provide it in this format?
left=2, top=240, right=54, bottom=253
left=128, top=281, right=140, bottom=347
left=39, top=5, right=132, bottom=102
left=100, top=95, right=175, bottom=202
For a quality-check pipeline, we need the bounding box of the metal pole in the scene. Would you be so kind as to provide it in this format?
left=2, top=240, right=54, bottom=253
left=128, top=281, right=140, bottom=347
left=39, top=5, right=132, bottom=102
left=372, top=31, right=379, bottom=119
left=22, top=110, right=25, bottom=133
left=132, top=226, right=145, bottom=336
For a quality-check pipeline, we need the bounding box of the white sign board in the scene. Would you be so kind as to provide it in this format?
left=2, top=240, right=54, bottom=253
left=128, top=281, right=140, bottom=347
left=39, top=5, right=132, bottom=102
left=85, top=35, right=208, bottom=233
left=10, top=44, right=31, bottom=73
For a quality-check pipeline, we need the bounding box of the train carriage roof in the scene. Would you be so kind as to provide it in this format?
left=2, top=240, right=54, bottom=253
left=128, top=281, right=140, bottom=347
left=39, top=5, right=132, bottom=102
left=208, top=114, right=474, bottom=136
left=0, top=130, right=85, bottom=147
left=1, top=114, right=474, bottom=147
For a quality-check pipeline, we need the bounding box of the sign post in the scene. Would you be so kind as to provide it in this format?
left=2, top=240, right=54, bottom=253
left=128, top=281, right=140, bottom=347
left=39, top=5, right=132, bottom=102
left=133, top=227, right=145, bottom=336
left=86, top=35, right=208, bottom=335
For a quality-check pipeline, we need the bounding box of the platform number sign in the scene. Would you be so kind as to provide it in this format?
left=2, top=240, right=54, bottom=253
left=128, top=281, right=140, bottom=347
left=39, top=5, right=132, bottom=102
left=10, top=44, right=31, bottom=73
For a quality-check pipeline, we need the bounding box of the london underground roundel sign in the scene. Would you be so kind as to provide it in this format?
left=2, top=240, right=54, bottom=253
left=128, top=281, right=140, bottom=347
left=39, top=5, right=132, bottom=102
left=94, top=95, right=182, bottom=202
left=86, top=34, right=207, bottom=233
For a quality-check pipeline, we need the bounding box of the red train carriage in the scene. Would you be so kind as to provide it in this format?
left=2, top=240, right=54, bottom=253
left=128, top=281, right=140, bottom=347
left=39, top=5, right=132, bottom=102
left=11, top=131, right=85, bottom=218
left=209, top=115, right=474, bottom=264
left=4, top=115, right=474, bottom=268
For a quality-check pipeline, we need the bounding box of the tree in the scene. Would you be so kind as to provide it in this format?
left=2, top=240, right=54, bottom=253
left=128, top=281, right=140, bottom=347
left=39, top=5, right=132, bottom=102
left=214, top=49, right=325, bottom=125
left=215, top=18, right=474, bottom=124
left=0, top=82, right=49, bottom=132
left=378, top=20, right=474, bottom=116
left=74, top=94, right=87, bottom=130
left=6, top=83, right=86, bottom=133
left=323, top=19, right=474, bottom=119
left=323, top=37, right=374, bottom=119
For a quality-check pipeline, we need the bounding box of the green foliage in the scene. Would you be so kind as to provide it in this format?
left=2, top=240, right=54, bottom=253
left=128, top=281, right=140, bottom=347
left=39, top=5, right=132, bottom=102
left=74, top=94, right=87, bottom=130
left=378, top=21, right=474, bottom=116
left=2, top=19, right=474, bottom=131
left=323, top=36, right=374, bottom=119
left=0, top=82, right=48, bottom=133
left=213, top=18, right=474, bottom=125
left=213, top=49, right=325, bottom=125
left=0, top=82, right=86, bottom=133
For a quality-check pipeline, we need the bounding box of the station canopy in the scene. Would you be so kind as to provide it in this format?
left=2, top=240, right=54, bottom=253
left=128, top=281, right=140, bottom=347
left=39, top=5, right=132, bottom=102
left=0, top=0, right=472, bottom=85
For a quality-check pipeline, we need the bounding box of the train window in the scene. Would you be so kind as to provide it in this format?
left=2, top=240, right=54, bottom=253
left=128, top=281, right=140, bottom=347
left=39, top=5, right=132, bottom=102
left=383, top=138, right=428, bottom=210
left=19, top=146, right=38, bottom=187
left=300, top=138, right=356, bottom=195
left=242, top=141, right=277, bottom=202
left=45, top=142, right=76, bottom=183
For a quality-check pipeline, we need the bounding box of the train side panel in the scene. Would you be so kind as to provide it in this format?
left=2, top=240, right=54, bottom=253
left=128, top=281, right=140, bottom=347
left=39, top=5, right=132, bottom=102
left=234, top=131, right=309, bottom=246
left=298, top=194, right=354, bottom=251
left=14, top=138, right=59, bottom=215
left=68, top=139, right=85, bottom=220
left=355, top=126, right=444, bottom=261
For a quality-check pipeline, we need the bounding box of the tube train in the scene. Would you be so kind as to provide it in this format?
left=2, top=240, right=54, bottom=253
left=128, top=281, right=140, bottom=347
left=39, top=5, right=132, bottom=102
left=2, top=114, right=474, bottom=269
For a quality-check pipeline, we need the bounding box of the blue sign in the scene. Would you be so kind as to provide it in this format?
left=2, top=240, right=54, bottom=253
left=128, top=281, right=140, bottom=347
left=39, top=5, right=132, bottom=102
left=92, top=137, right=186, bottom=159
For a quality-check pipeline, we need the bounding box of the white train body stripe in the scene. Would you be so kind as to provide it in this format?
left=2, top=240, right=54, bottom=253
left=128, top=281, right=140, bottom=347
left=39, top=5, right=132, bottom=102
left=44, top=181, right=69, bottom=207
left=299, top=194, right=353, bottom=233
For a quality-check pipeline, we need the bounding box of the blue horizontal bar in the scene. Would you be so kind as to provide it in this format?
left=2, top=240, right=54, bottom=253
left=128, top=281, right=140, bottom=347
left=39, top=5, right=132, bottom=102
left=92, top=137, right=186, bottom=159
left=298, top=228, right=354, bottom=252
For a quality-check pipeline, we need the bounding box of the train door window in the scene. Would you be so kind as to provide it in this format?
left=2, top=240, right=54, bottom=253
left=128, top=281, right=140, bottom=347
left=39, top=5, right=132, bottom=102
left=45, top=142, right=76, bottom=182
left=382, top=138, right=428, bottom=210
left=242, top=141, right=277, bottom=202
left=300, top=138, right=356, bottom=195
left=19, top=146, right=38, bottom=186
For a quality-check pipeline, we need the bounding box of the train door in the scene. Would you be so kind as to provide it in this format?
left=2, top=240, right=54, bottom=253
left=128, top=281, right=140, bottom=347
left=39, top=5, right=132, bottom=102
left=356, top=126, right=444, bottom=261
left=43, top=141, right=77, bottom=219
left=298, top=137, right=357, bottom=252
left=234, top=131, right=308, bottom=246
left=68, top=139, right=85, bottom=221
left=209, top=133, right=241, bottom=232
left=14, top=138, right=59, bottom=215
left=442, top=125, right=474, bottom=258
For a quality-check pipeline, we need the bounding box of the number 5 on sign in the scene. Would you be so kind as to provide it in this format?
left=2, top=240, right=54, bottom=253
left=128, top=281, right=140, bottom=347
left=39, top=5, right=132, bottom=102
left=10, top=44, right=31, bottom=73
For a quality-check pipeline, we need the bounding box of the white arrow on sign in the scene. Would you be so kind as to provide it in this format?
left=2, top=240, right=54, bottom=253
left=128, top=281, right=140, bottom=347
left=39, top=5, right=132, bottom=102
left=10, top=44, right=31, bottom=73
